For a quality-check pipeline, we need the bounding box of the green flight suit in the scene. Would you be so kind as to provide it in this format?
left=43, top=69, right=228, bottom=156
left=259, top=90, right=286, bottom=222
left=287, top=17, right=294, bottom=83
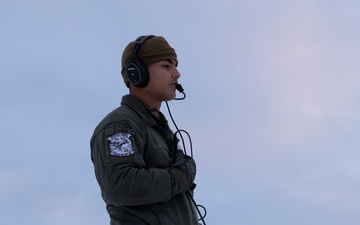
left=90, top=95, right=199, bottom=225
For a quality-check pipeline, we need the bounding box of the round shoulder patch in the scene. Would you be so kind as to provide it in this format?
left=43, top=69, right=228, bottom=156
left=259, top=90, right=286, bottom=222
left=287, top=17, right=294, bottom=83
left=107, top=133, right=135, bottom=157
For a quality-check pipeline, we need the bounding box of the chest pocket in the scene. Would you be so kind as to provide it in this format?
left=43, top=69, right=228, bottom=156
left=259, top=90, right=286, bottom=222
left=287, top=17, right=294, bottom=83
left=143, top=127, right=173, bottom=168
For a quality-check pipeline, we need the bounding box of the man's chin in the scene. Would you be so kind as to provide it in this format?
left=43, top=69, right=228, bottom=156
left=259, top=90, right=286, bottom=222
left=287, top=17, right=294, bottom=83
left=165, top=93, right=176, bottom=101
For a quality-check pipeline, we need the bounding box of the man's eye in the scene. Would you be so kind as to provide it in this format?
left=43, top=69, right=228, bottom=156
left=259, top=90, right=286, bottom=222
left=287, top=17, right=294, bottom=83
left=162, top=64, right=170, bottom=68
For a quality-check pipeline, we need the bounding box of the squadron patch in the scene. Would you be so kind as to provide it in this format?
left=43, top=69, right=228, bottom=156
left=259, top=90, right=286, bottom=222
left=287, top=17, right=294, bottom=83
left=107, top=133, right=135, bottom=157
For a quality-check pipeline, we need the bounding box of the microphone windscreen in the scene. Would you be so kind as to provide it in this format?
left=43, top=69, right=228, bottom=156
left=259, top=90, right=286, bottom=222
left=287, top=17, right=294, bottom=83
left=176, top=84, right=184, bottom=93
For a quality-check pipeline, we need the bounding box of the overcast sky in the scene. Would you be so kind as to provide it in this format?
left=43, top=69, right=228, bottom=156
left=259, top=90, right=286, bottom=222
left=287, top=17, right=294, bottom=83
left=1, top=0, right=360, bottom=225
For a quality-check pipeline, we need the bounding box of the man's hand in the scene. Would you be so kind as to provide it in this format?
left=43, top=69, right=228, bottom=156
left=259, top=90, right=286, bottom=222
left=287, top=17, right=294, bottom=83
left=169, top=150, right=196, bottom=195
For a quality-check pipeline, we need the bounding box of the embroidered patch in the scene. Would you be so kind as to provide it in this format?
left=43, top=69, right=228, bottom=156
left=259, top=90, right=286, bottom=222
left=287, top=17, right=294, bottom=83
left=107, top=133, right=135, bottom=157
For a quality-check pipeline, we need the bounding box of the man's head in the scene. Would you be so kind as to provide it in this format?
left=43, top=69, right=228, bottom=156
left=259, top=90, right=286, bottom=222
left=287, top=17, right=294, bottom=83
left=121, top=35, right=178, bottom=88
left=121, top=35, right=181, bottom=109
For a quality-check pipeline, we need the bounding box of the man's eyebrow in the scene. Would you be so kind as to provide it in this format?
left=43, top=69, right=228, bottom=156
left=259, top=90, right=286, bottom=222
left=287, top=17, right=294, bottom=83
left=166, top=59, right=177, bottom=66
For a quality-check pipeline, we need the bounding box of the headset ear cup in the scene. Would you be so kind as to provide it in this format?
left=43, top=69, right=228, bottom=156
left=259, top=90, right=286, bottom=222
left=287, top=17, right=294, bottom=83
left=125, top=35, right=155, bottom=88
left=125, top=59, right=149, bottom=88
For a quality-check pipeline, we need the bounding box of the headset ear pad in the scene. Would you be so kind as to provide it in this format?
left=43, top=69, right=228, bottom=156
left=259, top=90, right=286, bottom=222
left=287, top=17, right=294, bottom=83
left=125, top=58, right=149, bottom=88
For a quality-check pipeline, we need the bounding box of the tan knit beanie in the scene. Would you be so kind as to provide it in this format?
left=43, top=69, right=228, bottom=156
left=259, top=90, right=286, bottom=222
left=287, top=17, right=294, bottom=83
left=121, top=35, right=178, bottom=87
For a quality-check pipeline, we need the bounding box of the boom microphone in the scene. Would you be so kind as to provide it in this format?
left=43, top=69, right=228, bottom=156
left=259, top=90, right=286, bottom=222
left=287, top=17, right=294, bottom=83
left=175, top=84, right=186, bottom=100
left=176, top=84, right=184, bottom=93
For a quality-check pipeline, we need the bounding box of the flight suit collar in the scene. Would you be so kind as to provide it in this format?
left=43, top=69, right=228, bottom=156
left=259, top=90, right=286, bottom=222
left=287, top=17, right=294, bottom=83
left=121, top=95, right=158, bottom=126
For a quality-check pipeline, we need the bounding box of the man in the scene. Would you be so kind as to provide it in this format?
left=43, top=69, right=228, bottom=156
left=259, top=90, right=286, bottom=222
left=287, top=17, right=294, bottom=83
left=90, top=35, right=199, bottom=225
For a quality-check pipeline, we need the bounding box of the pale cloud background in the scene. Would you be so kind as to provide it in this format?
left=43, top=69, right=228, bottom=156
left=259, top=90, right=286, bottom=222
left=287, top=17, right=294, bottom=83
left=1, top=0, right=359, bottom=225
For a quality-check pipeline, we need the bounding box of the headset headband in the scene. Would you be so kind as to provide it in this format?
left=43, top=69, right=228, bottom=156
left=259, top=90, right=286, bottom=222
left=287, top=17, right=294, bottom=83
left=130, top=35, right=156, bottom=61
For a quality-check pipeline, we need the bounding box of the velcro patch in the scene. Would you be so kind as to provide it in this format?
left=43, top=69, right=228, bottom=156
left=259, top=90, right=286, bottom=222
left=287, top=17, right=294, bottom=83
left=107, top=133, right=135, bottom=157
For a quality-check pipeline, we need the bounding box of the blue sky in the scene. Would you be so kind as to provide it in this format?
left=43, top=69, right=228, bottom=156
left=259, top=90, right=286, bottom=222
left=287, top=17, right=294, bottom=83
left=1, top=0, right=360, bottom=224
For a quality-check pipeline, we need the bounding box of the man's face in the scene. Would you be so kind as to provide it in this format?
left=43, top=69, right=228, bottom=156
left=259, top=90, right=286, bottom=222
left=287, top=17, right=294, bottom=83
left=145, top=60, right=181, bottom=102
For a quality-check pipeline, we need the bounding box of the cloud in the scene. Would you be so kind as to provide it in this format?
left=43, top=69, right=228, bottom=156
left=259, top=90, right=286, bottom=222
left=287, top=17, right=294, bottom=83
left=252, top=2, right=360, bottom=144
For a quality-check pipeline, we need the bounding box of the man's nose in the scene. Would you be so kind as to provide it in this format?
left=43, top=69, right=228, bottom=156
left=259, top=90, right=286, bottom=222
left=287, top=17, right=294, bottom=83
left=174, top=68, right=181, bottom=79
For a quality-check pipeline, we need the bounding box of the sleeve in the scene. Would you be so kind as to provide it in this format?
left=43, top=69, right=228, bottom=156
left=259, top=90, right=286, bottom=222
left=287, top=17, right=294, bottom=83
left=91, top=123, right=181, bottom=207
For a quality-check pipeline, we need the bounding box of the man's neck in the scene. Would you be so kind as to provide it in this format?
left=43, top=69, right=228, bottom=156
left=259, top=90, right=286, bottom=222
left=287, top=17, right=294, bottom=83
left=129, top=91, right=162, bottom=110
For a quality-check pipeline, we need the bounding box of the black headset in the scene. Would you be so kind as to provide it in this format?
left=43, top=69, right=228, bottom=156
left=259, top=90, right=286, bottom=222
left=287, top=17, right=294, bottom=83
left=125, top=35, right=156, bottom=87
